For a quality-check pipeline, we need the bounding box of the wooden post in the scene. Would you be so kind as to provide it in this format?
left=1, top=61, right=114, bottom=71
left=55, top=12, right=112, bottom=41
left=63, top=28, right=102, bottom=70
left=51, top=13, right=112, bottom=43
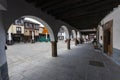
left=67, top=39, right=71, bottom=50
left=75, top=38, right=77, bottom=46
left=51, top=41, right=57, bottom=57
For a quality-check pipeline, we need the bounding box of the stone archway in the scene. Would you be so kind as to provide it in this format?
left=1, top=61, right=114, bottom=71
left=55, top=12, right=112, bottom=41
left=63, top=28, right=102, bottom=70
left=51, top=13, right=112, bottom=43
left=61, top=26, right=71, bottom=49
left=0, top=14, right=58, bottom=80
left=57, top=25, right=71, bottom=50
left=71, top=30, right=78, bottom=46
left=61, top=25, right=69, bottom=40
left=72, top=30, right=77, bottom=39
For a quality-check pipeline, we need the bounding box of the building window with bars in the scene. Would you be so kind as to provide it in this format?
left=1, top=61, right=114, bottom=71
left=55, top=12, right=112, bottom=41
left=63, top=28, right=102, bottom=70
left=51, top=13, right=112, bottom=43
left=16, top=27, right=21, bottom=34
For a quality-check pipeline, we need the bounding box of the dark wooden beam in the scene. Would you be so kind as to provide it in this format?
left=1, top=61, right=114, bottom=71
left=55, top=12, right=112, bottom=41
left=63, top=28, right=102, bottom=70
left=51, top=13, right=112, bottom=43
left=25, top=0, right=120, bottom=30
left=56, top=7, right=111, bottom=19
left=43, top=0, right=84, bottom=12
left=34, top=0, right=50, bottom=8
left=47, top=0, right=100, bottom=14
left=41, top=0, right=67, bottom=10
left=62, top=12, right=107, bottom=21
left=25, top=0, right=34, bottom=3
left=41, top=0, right=65, bottom=10
left=47, top=0, right=112, bottom=15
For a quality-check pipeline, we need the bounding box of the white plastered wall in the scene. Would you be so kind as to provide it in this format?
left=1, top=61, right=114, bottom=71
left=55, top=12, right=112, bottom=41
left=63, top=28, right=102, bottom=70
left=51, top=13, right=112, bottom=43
left=61, top=25, right=69, bottom=40
left=77, top=31, right=80, bottom=39
left=72, top=30, right=77, bottom=39
left=98, top=25, right=103, bottom=45
left=101, top=6, right=120, bottom=50
left=8, top=24, right=24, bottom=34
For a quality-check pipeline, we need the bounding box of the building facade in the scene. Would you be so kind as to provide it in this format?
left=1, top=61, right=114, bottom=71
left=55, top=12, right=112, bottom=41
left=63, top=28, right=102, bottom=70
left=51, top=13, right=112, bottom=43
left=7, top=19, right=40, bottom=44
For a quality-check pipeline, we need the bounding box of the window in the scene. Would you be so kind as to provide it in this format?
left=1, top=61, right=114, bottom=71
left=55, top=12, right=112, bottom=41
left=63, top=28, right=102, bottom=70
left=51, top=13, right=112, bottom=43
left=16, top=27, right=21, bottom=34
left=29, top=23, right=33, bottom=28
left=24, top=23, right=29, bottom=28
left=34, top=25, right=39, bottom=30
left=100, top=36, right=102, bottom=40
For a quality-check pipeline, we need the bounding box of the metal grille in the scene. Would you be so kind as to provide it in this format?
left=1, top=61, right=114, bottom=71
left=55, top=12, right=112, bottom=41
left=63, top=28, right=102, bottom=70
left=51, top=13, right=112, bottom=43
left=89, top=61, right=104, bottom=67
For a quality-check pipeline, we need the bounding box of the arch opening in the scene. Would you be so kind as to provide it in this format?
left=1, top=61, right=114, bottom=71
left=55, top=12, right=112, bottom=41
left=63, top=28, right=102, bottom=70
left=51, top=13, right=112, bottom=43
left=71, top=30, right=77, bottom=39
left=5, top=15, right=60, bottom=79
left=7, top=15, right=55, bottom=44
left=22, top=15, right=55, bottom=41
left=70, top=30, right=78, bottom=47
left=57, top=25, right=70, bottom=52
left=57, top=25, right=69, bottom=41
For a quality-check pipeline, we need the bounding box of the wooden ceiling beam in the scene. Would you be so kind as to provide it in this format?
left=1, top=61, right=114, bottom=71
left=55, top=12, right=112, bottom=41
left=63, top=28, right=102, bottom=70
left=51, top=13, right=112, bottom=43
left=25, top=0, right=120, bottom=30
left=47, top=0, right=100, bottom=13
left=56, top=7, right=111, bottom=20
left=44, top=0, right=84, bottom=11
left=50, top=0, right=114, bottom=15
left=34, top=0, right=50, bottom=8
left=41, top=0, right=65, bottom=10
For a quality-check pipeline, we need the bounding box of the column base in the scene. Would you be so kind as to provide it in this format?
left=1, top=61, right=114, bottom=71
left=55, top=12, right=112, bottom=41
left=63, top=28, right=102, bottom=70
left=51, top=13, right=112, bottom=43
left=6, top=40, right=13, bottom=45
left=31, top=40, right=35, bottom=43
left=0, top=62, right=9, bottom=80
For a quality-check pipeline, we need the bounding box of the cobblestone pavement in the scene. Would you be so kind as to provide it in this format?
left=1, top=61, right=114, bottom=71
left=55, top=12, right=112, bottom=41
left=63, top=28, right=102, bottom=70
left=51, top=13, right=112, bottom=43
left=6, top=41, right=120, bottom=80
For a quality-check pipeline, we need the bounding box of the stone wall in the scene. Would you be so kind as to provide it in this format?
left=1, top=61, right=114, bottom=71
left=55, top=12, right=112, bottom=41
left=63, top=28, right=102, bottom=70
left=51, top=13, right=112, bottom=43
left=0, top=11, right=9, bottom=80
left=101, top=6, right=120, bottom=50
left=0, top=63, right=9, bottom=80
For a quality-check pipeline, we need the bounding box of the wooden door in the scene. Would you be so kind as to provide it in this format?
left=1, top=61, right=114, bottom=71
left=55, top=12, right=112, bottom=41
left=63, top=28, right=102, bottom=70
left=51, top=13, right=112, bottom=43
left=104, top=30, right=108, bottom=53
left=103, top=20, right=113, bottom=56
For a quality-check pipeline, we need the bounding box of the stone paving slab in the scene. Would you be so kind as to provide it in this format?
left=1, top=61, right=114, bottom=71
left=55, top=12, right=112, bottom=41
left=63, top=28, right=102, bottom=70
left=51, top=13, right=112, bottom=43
left=6, top=41, right=120, bottom=80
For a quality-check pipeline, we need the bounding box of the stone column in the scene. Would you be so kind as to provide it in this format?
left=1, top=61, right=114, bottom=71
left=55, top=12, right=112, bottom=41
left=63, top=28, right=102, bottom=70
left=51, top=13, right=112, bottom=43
left=46, top=32, right=48, bottom=40
left=0, top=63, right=9, bottom=80
left=0, top=13, right=9, bottom=80
left=67, top=39, right=71, bottom=50
left=76, top=38, right=80, bottom=44
left=31, top=31, right=35, bottom=43
left=7, top=32, right=12, bottom=45
left=75, top=38, right=78, bottom=46
left=51, top=41, right=57, bottom=57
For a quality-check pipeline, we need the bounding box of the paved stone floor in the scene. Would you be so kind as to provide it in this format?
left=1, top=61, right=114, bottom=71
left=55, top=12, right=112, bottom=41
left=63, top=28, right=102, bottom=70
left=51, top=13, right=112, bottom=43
left=6, top=41, right=120, bottom=80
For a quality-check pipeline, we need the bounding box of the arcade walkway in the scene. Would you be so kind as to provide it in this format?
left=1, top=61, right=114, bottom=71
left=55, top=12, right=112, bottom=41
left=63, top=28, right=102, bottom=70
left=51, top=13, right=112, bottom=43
left=6, top=42, right=120, bottom=80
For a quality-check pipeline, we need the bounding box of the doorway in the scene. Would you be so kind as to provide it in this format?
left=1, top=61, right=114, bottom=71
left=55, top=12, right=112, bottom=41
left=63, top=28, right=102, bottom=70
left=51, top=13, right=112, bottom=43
left=103, top=20, right=113, bottom=56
